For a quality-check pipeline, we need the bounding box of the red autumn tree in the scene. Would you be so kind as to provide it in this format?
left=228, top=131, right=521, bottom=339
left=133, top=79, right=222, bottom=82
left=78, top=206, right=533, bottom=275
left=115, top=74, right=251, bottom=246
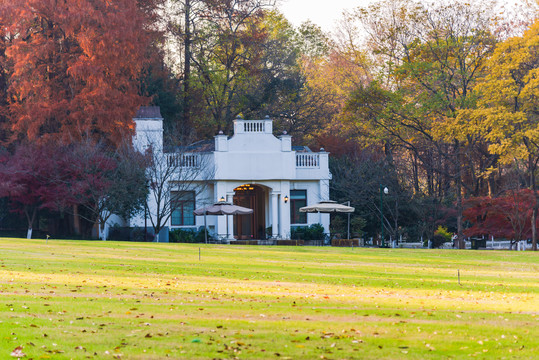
left=0, top=0, right=152, bottom=145
left=60, top=140, right=148, bottom=240
left=0, top=140, right=148, bottom=239
left=463, top=189, right=537, bottom=249
left=0, top=142, right=72, bottom=238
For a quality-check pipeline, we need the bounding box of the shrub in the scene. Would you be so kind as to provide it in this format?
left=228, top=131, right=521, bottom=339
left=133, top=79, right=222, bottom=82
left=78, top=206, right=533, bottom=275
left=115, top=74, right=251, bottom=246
left=434, top=226, right=452, bottom=242
left=109, top=226, right=153, bottom=242
left=131, top=228, right=149, bottom=242
left=330, top=216, right=345, bottom=237
left=432, top=226, right=452, bottom=248
left=330, top=216, right=365, bottom=239
left=307, top=223, right=325, bottom=240
left=290, top=226, right=305, bottom=240
left=169, top=228, right=210, bottom=243
left=350, top=217, right=366, bottom=238
left=431, top=235, right=447, bottom=248
left=291, top=223, right=326, bottom=240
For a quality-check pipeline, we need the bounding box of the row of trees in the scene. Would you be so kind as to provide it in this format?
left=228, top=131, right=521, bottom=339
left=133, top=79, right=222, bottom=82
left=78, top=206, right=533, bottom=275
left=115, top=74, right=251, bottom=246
left=322, top=0, right=539, bottom=250
left=0, top=0, right=538, bottom=248
left=0, top=141, right=147, bottom=239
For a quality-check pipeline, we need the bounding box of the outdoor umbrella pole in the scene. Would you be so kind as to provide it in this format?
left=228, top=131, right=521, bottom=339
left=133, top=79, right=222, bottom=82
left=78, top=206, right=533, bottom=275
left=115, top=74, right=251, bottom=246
left=347, top=201, right=351, bottom=240
left=204, top=212, right=207, bottom=244
left=194, top=201, right=253, bottom=243
left=299, top=200, right=355, bottom=242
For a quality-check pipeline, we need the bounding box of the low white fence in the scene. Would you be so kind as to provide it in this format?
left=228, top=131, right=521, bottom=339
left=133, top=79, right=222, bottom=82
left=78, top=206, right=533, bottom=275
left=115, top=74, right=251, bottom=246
left=397, top=240, right=532, bottom=250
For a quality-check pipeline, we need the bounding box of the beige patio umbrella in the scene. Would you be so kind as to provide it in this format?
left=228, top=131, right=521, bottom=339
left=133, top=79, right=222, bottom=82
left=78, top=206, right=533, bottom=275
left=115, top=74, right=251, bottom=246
left=300, top=200, right=355, bottom=239
left=194, top=201, right=253, bottom=242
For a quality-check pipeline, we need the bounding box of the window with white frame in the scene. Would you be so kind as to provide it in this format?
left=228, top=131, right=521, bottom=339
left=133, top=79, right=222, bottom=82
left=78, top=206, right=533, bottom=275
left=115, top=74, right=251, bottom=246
left=171, top=191, right=195, bottom=226
left=290, top=190, right=307, bottom=224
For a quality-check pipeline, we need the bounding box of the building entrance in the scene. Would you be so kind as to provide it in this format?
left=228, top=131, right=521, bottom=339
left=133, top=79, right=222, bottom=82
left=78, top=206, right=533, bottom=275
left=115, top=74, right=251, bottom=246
left=233, top=184, right=266, bottom=239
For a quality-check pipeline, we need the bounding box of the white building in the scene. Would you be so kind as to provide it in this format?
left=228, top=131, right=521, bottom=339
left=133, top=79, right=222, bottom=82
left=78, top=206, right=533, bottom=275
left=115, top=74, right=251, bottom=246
left=131, top=106, right=331, bottom=241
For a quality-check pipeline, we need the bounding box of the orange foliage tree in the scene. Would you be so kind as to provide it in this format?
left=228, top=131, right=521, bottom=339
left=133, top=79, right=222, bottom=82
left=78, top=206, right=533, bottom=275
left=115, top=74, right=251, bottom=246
left=0, top=0, right=153, bottom=145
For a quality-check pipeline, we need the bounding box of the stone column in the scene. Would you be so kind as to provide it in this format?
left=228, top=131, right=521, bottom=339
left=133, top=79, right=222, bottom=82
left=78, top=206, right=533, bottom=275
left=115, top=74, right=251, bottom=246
left=215, top=182, right=227, bottom=239
left=227, top=193, right=234, bottom=240
left=271, top=192, right=278, bottom=238
left=279, top=181, right=291, bottom=239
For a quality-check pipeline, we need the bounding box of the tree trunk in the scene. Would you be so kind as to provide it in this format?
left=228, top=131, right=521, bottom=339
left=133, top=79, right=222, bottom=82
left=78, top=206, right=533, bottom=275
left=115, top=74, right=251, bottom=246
left=73, top=204, right=81, bottom=235
left=412, top=152, right=420, bottom=194
left=99, top=221, right=107, bottom=241
left=455, top=141, right=465, bottom=249
left=183, top=0, right=191, bottom=129
left=530, top=154, right=538, bottom=251
left=25, top=207, right=37, bottom=239
left=456, top=180, right=464, bottom=249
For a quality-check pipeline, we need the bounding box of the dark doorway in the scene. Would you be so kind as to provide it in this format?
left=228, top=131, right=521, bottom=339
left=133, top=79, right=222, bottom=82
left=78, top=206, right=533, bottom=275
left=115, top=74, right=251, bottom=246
left=233, top=184, right=266, bottom=239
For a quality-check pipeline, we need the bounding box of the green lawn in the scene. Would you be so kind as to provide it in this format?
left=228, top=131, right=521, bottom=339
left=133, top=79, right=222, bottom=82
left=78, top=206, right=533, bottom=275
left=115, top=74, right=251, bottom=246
left=0, top=239, right=537, bottom=359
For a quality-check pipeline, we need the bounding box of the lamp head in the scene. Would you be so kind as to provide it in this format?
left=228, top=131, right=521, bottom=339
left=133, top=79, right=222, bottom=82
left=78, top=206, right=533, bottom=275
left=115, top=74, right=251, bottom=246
left=284, top=195, right=289, bottom=203
left=220, top=196, right=225, bottom=202
left=383, top=187, right=389, bottom=194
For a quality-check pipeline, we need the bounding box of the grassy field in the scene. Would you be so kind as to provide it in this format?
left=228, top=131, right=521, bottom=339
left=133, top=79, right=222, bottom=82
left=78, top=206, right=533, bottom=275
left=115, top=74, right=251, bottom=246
left=0, top=239, right=537, bottom=359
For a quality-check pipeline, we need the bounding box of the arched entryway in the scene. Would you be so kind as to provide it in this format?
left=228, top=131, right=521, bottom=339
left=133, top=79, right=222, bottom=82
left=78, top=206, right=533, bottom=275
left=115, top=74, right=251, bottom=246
left=233, top=184, right=266, bottom=239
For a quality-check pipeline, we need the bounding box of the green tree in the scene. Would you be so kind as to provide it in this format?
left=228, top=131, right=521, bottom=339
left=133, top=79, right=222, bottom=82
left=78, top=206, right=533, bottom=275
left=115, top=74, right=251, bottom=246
left=346, top=0, right=498, bottom=248
left=469, top=20, right=539, bottom=250
left=163, top=0, right=276, bottom=135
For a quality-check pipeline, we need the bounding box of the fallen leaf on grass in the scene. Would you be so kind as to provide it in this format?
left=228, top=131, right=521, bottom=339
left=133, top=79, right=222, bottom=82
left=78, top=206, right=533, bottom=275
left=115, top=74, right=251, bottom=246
left=10, top=346, right=25, bottom=358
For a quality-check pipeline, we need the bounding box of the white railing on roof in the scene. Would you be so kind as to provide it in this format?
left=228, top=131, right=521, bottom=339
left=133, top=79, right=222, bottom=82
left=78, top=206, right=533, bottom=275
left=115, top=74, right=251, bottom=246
left=167, top=153, right=200, bottom=168
left=243, top=120, right=266, bottom=133
left=296, top=153, right=319, bottom=168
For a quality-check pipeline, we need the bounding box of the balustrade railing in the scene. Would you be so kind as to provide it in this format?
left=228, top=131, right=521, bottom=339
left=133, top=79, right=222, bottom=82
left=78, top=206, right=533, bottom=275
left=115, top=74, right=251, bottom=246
left=296, top=153, right=319, bottom=168
left=243, top=120, right=265, bottom=132
left=167, top=153, right=200, bottom=168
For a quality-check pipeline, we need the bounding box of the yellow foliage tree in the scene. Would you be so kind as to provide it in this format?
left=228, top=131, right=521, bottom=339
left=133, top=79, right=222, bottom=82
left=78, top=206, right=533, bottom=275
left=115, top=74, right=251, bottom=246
left=471, top=20, right=539, bottom=250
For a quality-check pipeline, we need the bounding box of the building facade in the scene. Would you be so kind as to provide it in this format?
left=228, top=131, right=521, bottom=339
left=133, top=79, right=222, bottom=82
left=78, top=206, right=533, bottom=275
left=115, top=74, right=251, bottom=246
left=131, top=107, right=331, bottom=241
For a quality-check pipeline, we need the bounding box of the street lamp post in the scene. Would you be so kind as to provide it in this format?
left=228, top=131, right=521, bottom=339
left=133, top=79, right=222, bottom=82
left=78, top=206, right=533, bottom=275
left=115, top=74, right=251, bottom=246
left=380, top=185, right=388, bottom=247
